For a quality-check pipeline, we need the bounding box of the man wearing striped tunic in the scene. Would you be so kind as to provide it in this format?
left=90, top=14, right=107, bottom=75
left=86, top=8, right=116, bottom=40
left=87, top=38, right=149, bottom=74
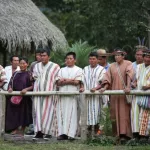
left=131, top=46, right=146, bottom=139
left=33, top=48, right=60, bottom=139
left=83, top=52, right=106, bottom=132
left=135, top=50, right=150, bottom=141
left=56, top=52, right=82, bottom=140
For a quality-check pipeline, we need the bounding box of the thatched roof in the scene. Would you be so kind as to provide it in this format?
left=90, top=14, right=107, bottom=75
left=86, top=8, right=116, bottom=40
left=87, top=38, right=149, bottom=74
left=0, top=0, right=67, bottom=52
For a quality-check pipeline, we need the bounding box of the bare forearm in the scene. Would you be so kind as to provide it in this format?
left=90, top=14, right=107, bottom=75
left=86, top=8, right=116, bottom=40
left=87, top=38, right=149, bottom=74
left=57, top=79, right=80, bottom=86
left=24, top=86, right=33, bottom=91
left=127, top=76, right=131, bottom=88
left=103, top=84, right=109, bottom=90
left=0, top=82, right=6, bottom=88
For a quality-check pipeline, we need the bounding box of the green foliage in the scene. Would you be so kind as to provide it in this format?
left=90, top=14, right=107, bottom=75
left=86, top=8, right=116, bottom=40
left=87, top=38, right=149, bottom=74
left=42, top=0, right=148, bottom=50
left=50, top=49, right=66, bottom=67
left=86, top=135, right=116, bottom=146
left=99, top=107, right=112, bottom=136
left=33, top=0, right=150, bottom=62
left=67, top=41, right=95, bottom=68
left=50, top=41, right=95, bottom=68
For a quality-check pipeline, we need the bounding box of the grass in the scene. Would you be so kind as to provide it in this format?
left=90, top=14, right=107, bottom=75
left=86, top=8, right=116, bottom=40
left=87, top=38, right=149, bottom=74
left=0, top=140, right=150, bottom=150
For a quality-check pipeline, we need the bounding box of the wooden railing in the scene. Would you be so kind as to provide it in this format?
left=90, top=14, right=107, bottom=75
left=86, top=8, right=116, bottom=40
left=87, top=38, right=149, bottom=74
left=0, top=90, right=150, bottom=140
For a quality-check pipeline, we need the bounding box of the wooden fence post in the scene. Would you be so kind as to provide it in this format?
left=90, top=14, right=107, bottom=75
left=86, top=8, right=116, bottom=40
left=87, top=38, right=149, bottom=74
left=0, top=94, right=5, bottom=138
left=80, top=93, right=87, bottom=141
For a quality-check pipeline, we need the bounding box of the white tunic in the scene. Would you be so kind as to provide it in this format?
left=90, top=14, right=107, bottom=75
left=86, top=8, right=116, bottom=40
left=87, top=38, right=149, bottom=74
left=4, top=66, right=20, bottom=90
left=56, top=65, right=82, bottom=138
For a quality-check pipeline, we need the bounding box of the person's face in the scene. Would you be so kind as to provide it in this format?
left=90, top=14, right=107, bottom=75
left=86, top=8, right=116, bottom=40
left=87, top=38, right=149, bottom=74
left=11, top=57, right=19, bottom=69
left=98, top=56, right=107, bottom=65
left=19, top=60, right=28, bottom=71
left=135, top=50, right=143, bottom=63
left=144, top=55, right=150, bottom=66
left=41, top=52, right=50, bottom=65
left=65, top=55, right=76, bottom=67
left=89, top=56, right=98, bottom=67
left=115, top=54, right=124, bottom=63
left=36, top=53, right=41, bottom=62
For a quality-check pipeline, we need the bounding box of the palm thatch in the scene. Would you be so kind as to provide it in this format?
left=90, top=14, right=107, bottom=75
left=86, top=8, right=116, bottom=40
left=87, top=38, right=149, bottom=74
left=0, top=0, right=67, bottom=52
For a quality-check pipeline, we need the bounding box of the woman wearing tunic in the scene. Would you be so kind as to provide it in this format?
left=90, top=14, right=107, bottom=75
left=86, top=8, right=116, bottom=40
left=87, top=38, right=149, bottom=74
left=5, top=57, right=33, bottom=135
left=100, top=49, right=134, bottom=143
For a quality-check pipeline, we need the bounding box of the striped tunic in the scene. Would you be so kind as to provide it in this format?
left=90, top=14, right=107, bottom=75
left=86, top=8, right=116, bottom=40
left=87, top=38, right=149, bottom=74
left=131, top=61, right=139, bottom=133
left=83, top=65, right=106, bottom=125
left=136, top=63, right=150, bottom=135
left=56, top=66, right=82, bottom=138
left=33, top=62, right=60, bottom=135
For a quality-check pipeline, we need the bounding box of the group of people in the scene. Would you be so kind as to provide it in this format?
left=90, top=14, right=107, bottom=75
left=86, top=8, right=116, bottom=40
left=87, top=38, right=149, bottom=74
left=0, top=45, right=150, bottom=144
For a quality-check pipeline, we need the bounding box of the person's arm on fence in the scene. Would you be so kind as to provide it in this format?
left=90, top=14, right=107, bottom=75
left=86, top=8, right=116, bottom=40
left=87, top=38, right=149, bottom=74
left=99, top=84, right=109, bottom=93
left=79, top=81, right=84, bottom=92
left=57, top=78, right=80, bottom=86
left=20, top=85, right=33, bottom=95
left=142, top=85, right=150, bottom=90
left=124, top=74, right=132, bottom=94
left=90, top=84, right=102, bottom=92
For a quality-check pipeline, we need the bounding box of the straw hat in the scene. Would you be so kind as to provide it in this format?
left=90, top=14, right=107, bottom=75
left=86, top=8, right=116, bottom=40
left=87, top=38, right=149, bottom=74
left=97, top=49, right=112, bottom=56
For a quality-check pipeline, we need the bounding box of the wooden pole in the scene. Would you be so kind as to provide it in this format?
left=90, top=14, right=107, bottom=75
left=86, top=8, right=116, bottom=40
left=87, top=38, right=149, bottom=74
left=1, top=95, right=5, bottom=139
left=0, top=94, right=6, bottom=138
left=148, top=18, right=150, bottom=48
left=0, top=90, right=150, bottom=96
left=80, top=93, right=87, bottom=141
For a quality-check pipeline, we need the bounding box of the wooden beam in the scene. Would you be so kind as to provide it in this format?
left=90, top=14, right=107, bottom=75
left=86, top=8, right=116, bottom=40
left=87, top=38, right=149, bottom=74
left=0, top=90, right=149, bottom=96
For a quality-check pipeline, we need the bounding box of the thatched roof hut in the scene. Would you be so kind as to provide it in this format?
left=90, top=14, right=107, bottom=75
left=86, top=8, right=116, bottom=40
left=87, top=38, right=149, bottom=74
left=0, top=0, right=67, bottom=52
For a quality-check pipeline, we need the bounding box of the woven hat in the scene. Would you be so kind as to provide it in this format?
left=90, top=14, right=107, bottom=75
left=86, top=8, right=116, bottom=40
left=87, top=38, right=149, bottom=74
left=97, top=49, right=112, bottom=56
left=143, top=49, right=150, bottom=56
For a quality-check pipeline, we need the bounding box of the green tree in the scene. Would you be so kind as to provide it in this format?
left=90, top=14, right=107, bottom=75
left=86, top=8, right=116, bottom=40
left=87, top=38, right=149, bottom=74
left=32, top=0, right=149, bottom=61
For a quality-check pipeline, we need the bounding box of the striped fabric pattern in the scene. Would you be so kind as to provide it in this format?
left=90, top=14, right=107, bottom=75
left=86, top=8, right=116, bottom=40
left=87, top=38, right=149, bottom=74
left=33, top=62, right=60, bottom=135
left=136, top=64, right=150, bottom=135
left=83, top=65, right=106, bottom=125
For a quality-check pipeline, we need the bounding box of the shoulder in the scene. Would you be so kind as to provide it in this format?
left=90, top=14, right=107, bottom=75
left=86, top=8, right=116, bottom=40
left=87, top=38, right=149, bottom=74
left=132, top=61, right=136, bottom=65
left=30, top=61, right=37, bottom=66
left=59, top=66, right=66, bottom=71
left=74, top=65, right=82, bottom=71
left=27, top=70, right=32, bottom=75
left=4, top=66, right=11, bottom=70
left=0, top=65, right=4, bottom=71
left=35, top=62, right=41, bottom=67
left=138, top=63, right=144, bottom=68
left=97, top=65, right=104, bottom=70
left=124, top=60, right=132, bottom=65
left=109, top=62, right=115, bottom=68
left=49, top=61, right=60, bottom=68
left=83, top=66, right=89, bottom=70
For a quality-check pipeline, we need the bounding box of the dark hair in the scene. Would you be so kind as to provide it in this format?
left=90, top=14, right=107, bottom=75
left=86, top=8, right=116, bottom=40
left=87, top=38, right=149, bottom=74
left=36, top=48, right=42, bottom=54
left=114, top=48, right=126, bottom=56
left=10, top=55, right=19, bottom=62
left=19, top=57, right=28, bottom=63
left=65, top=52, right=76, bottom=59
left=89, top=51, right=98, bottom=58
left=41, top=46, right=50, bottom=56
